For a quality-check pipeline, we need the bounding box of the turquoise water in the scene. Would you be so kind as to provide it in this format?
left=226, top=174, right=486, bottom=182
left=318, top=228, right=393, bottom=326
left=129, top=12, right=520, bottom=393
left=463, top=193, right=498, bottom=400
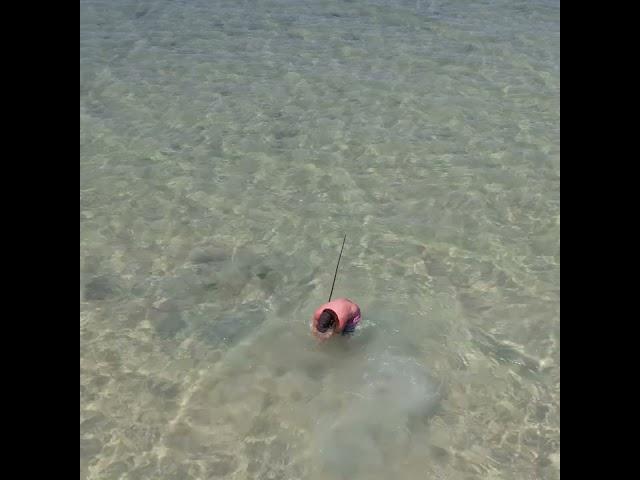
left=80, top=1, right=559, bottom=479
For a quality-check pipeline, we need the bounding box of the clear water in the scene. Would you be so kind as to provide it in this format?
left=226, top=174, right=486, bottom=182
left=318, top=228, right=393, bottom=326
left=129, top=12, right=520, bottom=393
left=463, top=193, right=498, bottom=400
left=80, top=1, right=560, bottom=479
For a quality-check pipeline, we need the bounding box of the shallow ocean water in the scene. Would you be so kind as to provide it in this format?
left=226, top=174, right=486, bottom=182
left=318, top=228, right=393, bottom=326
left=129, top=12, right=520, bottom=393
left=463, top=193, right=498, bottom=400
left=80, top=1, right=559, bottom=478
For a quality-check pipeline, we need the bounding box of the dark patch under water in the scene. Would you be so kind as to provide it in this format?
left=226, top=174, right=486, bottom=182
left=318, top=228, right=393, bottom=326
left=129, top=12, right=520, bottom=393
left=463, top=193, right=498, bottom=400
left=84, top=275, right=117, bottom=300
